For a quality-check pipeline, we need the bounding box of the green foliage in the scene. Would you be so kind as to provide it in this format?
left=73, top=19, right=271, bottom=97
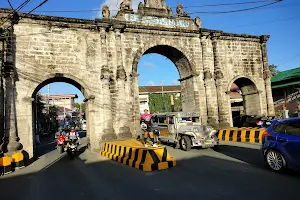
left=74, top=102, right=86, bottom=112
left=269, top=64, right=279, bottom=76
left=36, top=93, right=59, bottom=133
left=148, top=93, right=182, bottom=113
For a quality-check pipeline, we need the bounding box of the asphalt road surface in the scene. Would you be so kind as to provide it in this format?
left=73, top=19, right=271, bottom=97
left=1, top=141, right=300, bottom=200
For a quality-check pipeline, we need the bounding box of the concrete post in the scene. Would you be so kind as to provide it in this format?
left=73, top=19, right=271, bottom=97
left=261, top=35, right=275, bottom=117
left=200, top=33, right=219, bottom=128
left=116, top=66, right=131, bottom=138
left=211, top=32, right=230, bottom=128
left=0, top=32, right=5, bottom=145
left=100, top=67, right=117, bottom=140
left=1, top=22, right=23, bottom=154
left=131, top=72, right=140, bottom=138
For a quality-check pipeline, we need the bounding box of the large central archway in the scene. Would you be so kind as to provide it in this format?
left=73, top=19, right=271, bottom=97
left=133, top=45, right=198, bottom=113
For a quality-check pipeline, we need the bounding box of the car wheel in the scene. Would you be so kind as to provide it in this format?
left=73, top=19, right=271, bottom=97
left=265, top=149, right=286, bottom=172
left=180, top=136, right=192, bottom=151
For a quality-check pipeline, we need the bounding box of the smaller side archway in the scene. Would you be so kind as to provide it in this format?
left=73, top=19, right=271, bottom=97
left=228, top=76, right=262, bottom=126
left=30, top=75, right=89, bottom=156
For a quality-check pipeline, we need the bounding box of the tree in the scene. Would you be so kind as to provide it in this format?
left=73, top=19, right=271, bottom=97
left=74, top=102, right=86, bottom=113
left=35, top=93, right=58, bottom=134
left=148, top=93, right=182, bottom=113
left=269, top=64, right=279, bottom=76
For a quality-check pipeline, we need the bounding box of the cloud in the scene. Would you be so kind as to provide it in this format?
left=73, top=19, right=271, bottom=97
left=143, top=61, right=156, bottom=69
left=172, top=80, right=179, bottom=85
left=98, top=0, right=142, bottom=18
left=148, top=81, right=155, bottom=86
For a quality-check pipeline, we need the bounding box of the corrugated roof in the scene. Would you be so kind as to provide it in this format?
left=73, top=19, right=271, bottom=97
left=271, top=67, right=300, bottom=83
left=138, top=85, right=242, bottom=99
left=139, top=86, right=181, bottom=93
left=49, top=94, right=78, bottom=98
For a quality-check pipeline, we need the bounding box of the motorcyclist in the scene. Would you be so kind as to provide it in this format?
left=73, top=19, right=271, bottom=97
left=55, top=127, right=66, bottom=138
left=65, top=127, right=80, bottom=149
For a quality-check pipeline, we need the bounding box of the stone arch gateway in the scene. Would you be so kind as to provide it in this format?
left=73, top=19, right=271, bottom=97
left=0, top=0, right=275, bottom=158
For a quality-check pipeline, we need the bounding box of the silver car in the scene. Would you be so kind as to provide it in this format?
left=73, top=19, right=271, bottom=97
left=153, top=112, right=219, bottom=151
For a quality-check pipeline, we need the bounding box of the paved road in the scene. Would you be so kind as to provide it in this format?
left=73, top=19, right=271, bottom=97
left=1, top=141, right=300, bottom=200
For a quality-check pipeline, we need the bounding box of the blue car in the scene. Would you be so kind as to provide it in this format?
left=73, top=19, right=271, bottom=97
left=261, top=117, right=300, bottom=172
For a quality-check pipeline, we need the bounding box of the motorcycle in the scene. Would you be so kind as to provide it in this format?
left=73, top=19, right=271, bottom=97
left=66, top=139, right=78, bottom=159
left=56, top=135, right=66, bottom=154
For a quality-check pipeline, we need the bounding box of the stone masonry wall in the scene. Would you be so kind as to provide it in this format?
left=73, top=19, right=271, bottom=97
left=0, top=9, right=274, bottom=157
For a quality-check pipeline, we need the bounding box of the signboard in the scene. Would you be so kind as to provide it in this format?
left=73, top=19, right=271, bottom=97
left=124, top=14, right=190, bottom=28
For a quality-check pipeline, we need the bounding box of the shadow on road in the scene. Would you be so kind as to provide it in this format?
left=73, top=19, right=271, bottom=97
left=214, top=144, right=300, bottom=178
left=214, top=145, right=263, bottom=168
left=1, top=148, right=300, bottom=200
left=34, top=131, right=87, bottom=159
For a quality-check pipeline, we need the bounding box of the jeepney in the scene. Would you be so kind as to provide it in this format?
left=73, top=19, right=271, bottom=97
left=152, top=112, right=219, bottom=151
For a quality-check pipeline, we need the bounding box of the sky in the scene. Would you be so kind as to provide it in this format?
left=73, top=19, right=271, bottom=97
left=1, top=0, right=299, bottom=103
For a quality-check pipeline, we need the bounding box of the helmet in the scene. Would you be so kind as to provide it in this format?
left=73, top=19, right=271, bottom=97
left=141, top=122, right=147, bottom=130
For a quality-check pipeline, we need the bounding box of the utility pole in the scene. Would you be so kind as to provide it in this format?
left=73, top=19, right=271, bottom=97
left=161, top=80, right=165, bottom=112
left=80, top=103, right=82, bottom=121
left=170, top=94, right=175, bottom=112
left=47, top=84, right=50, bottom=113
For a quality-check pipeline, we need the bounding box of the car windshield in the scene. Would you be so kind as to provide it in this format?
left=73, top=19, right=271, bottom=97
left=180, top=117, right=200, bottom=122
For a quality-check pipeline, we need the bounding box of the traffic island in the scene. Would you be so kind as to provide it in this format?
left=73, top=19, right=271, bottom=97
left=100, top=140, right=176, bottom=171
left=217, top=128, right=266, bottom=144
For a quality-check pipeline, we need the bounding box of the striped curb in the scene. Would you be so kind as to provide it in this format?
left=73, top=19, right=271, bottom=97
left=100, top=140, right=176, bottom=172
left=0, top=152, right=25, bottom=176
left=217, top=128, right=266, bottom=144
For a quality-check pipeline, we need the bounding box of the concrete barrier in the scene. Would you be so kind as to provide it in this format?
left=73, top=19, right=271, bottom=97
left=11, top=152, right=25, bottom=170
left=217, top=128, right=266, bottom=144
left=100, top=140, right=176, bottom=171
left=0, top=156, right=12, bottom=175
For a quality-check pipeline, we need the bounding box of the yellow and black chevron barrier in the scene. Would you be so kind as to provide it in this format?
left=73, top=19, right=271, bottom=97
left=100, top=140, right=176, bottom=172
left=0, top=152, right=25, bottom=176
left=11, top=152, right=25, bottom=170
left=0, top=156, right=12, bottom=175
left=217, top=128, right=266, bottom=144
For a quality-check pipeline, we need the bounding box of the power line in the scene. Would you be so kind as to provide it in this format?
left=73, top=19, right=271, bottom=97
left=8, top=0, right=282, bottom=26
left=184, top=0, right=278, bottom=8
left=1, top=12, right=299, bottom=41
left=27, top=0, right=48, bottom=15
left=277, top=53, right=300, bottom=66
left=21, top=0, right=281, bottom=13
left=0, top=0, right=31, bottom=26
left=223, top=16, right=300, bottom=29
left=7, top=0, right=14, bottom=9
left=187, top=0, right=282, bottom=14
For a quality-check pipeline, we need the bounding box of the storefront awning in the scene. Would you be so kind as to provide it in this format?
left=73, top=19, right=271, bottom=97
left=271, top=81, right=300, bottom=89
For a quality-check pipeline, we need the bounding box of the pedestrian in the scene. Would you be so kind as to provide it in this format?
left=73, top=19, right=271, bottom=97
left=140, top=109, right=158, bottom=147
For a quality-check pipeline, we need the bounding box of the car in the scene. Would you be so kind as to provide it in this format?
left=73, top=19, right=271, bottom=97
left=152, top=112, right=219, bottom=151
left=233, top=115, right=273, bottom=128
left=261, top=117, right=300, bottom=172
